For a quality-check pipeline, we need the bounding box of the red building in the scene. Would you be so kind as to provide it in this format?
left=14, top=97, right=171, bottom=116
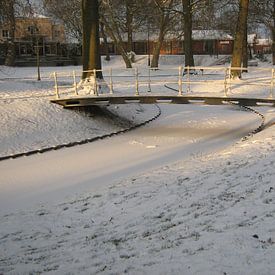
left=248, top=34, right=272, bottom=55
left=102, top=30, right=234, bottom=56
left=253, top=39, right=272, bottom=54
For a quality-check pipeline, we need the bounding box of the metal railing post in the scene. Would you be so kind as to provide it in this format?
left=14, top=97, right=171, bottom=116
left=93, top=69, right=98, bottom=96
left=148, top=67, right=152, bottom=92
left=228, top=67, right=232, bottom=94
left=53, top=72, right=60, bottom=99
left=73, top=70, right=78, bottom=96
left=178, top=65, right=183, bottom=96
left=270, top=68, right=275, bottom=98
left=109, top=68, right=114, bottom=94
left=135, top=68, right=139, bottom=96
left=224, top=68, right=228, bottom=96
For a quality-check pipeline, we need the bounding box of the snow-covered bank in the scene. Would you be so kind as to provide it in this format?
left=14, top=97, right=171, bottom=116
left=0, top=72, right=158, bottom=157
left=0, top=92, right=157, bottom=157
left=0, top=107, right=275, bottom=275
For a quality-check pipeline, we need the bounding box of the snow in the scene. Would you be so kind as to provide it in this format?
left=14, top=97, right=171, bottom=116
left=0, top=64, right=157, bottom=157
left=0, top=55, right=275, bottom=274
left=248, top=34, right=257, bottom=44
left=257, top=38, right=272, bottom=46
left=191, top=30, right=233, bottom=40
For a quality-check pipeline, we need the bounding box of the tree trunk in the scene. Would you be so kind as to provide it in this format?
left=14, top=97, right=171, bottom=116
left=150, top=0, right=174, bottom=68
left=151, top=27, right=165, bottom=68
left=101, top=17, right=132, bottom=68
left=272, top=28, right=275, bottom=65
left=273, top=0, right=275, bottom=65
left=182, top=0, right=194, bottom=68
left=231, top=0, right=249, bottom=78
left=4, top=1, right=16, bottom=66
left=126, top=0, right=133, bottom=53
left=242, top=20, right=248, bottom=72
left=100, top=22, right=110, bottom=61
left=82, top=0, right=102, bottom=79
left=248, top=44, right=252, bottom=60
left=5, top=37, right=16, bottom=66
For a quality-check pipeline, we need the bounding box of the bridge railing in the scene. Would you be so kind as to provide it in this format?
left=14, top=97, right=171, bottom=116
left=49, top=66, right=275, bottom=100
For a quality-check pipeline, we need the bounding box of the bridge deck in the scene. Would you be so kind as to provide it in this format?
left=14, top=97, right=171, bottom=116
left=51, top=95, right=275, bottom=108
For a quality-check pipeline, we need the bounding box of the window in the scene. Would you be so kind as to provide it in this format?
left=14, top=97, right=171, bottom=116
left=19, top=44, right=33, bottom=55
left=2, top=30, right=10, bottom=38
left=45, top=45, right=51, bottom=55
left=27, top=26, right=39, bottom=35
left=54, top=30, right=60, bottom=38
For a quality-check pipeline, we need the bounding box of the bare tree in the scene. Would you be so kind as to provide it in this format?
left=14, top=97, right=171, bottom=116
left=100, top=22, right=110, bottom=61
left=250, top=0, right=275, bottom=65
left=43, top=0, right=82, bottom=42
left=159, top=0, right=217, bottom=68
left=149, top=0, right=175, bottom=68
left=213, top=0, right=239, bottom=36
left=273, top=0, right=275, bottom=65
left=82, top=0, right=102, bottom=79
left=0, top=0, right=16, bottom=66
left=231, top=0, right=250, bottom=78
left=242, top=19, right=248, bottom=71
left=182, top=0, right=194, bottom=67
left=125, top=0, right=134, bottom=52
left=100, top=0, right=132, bottom=68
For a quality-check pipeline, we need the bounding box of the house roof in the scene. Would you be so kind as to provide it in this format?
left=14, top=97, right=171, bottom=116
left=191, top=30, right=233, bottom=40
left=32, top=13, right=50, bottom=19
left=15, top=13, right=50, bottom=20
left=256, top=38, right=272, bottom=45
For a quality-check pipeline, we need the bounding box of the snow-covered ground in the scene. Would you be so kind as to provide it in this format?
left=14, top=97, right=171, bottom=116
left=0, top=55, right=275, bottom=274
left=0, top=59, right=159, bottom=157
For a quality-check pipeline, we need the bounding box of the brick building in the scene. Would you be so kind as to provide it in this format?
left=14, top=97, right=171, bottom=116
left=0, top=14, right=69, bottom=65
left=248, top=34, right=272, bottom=55
left=102, top=30, right=234, bottom=56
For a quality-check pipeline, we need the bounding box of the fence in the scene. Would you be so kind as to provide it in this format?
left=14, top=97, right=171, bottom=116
left=49, top=66, right=275, bottom=100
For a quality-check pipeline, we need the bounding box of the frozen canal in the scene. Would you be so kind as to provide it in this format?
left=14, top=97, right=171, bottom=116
left=0, top=104, right=261, bottom=214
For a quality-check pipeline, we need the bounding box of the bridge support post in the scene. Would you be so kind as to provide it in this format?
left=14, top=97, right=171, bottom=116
left=228, top=67, right=232, bottom=94
left=109, top=68, right=114, bottom=94
left=135, top=68, right=139, bottom=96
left=73, top=70, right=78, bottom=96
left=178, top=66, right=183, bottom=96
left=53, top=72, right=60, bottom=99
left=270, top=68, right=275, bottom=98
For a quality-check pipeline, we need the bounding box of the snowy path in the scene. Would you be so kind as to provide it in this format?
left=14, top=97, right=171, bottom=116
left=0, top=104, right=261, bottom=214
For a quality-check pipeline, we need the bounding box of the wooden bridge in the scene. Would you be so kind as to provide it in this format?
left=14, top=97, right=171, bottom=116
left=50, top=66, right=275, bottom=108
